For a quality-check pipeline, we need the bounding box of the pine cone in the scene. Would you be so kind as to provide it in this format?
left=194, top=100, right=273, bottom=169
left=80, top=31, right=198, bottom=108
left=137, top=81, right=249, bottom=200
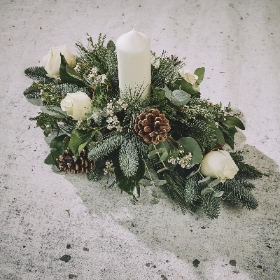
left=57, top=148, right=95, bottom=174
left=134, top=108, right=171, bottom=145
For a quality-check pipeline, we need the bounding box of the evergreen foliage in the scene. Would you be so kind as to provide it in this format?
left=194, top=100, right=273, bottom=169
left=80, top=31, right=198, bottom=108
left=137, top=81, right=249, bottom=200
left=151, top=51, right=184, bottom=88
left=23, top=33, right=263, bottom=219
left=231, top=151, right=263, bottom=180
left=221, top=179, right=258, bottom=210
left=185, top=119, right=217, bottom=151
left=24, top=66, right=50, bottom=81
left=88, top=134, right=124, bottom=161
left=119, top=139, right=139, bottom=177
left=23, top=82, right=41, bottom=99
left=202, top=192, right=221, bottom=219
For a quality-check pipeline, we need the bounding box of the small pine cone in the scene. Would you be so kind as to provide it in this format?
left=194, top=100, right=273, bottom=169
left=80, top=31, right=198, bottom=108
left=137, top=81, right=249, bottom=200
left=134, top=108, right=171, bottom=145
left=56, top=148, right=95, bottom=174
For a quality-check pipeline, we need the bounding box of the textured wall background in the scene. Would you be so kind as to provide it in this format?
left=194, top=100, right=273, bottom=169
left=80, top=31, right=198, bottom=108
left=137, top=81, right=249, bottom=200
left=0, top=0, right=279, bottom=279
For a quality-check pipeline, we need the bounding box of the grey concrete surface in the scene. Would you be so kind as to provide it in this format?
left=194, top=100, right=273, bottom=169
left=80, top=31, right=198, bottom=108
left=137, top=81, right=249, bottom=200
left=0, top=0, right=280, bottom=279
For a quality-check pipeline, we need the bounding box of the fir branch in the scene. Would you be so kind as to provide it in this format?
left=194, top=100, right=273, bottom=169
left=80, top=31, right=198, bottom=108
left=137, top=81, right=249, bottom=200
left=30, top=112, right=65, bottom=136
left=119, top=139, right=139, bottom=177
left=185, top=119, right=217, bottom=151
left=202, top=192, right=221, bottom=219
left=41, top=83, right=91, bottom=106
left=24, top=66, right=53, bottom=82
left=164, top=171, right=188, bottom=214
left=184, top=172, right=203, bottom=204
left=88, top=133, right=124, bottom=161
left=23, top=83, right=41, bottom=99
left=151, top=51, right=184, bottom=88
left=231, top=152, right=263, bottom=180
left=221, top=179, right=258, bottom=210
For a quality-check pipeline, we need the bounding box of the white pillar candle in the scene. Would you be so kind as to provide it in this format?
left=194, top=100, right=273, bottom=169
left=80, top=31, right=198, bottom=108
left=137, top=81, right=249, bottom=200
left=116, top=29, right=151, bottom=99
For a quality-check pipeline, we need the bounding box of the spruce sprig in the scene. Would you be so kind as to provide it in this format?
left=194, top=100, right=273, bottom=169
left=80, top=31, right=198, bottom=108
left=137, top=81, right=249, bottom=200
left=88, top=133, right=124, bottom=161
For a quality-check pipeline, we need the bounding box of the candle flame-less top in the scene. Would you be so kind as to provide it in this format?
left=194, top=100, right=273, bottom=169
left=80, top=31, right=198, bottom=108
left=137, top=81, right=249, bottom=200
left=116, top=29, right=151, bottom=99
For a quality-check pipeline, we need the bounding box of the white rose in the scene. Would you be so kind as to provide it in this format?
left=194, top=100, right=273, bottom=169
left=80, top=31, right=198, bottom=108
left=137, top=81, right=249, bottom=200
left=61, top=91, right=92, bottom=121
left=179, top=69, right=198, bottom=85
left=40, top=45, right=76, bottom=78
left=200, top=150, right=239, bottom=182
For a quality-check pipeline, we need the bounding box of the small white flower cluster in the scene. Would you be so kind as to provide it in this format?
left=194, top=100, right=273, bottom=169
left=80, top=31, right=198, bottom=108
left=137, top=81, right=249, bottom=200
left=105, top=99, right=128, bottom=131
left=168, top=151, right=193, bottom=169
left=104, top=160, right=114, bottom=175
left=87, top=67, right=107, bottom=84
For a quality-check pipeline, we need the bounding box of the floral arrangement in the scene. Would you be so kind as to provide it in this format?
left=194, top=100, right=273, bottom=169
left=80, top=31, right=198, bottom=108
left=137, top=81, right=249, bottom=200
left=23, top=34, right=262, bottom=219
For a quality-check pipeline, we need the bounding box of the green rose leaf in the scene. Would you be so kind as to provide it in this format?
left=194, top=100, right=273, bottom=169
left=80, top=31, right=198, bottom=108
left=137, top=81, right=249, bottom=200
left=220, top=116, right=244, bottom=149
left=177, top=137, right=203, bottom=164
left=107, top=40, right=116, bottom=52
left=49, top=134, right=70, bottom=167
left=114, top=158, right=145, bottom=198
left=194, top=67, right=205, bottom=85
left=69, top=129, right=95, bottom=159
left=60, top=54, right=86, bottom=87
left=44, top=153, right=56, bottom=165
left=215, top=128, right=225, bottom=145
left=223, top=116, right=245, bottom=130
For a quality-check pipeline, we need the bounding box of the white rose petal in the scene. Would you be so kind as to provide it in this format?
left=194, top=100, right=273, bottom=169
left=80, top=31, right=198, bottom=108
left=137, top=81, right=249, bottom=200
left=40, top=45, right=76, bottom=78
left=179, top=69, right=198, bottom=85
left=61, top=91, right=92, bottom=121
left=200, top=150, right=239, bottom=183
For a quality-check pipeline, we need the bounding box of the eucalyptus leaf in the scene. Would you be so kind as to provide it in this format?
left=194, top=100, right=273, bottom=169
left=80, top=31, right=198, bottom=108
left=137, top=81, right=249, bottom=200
left=164, top=86, right=191, bottom=106
left=173, top=79, right=201, bottom=97
left=177, top=137, right=203, bottom=164
left=201, top=187, right=214, bottom=196
left=214, top=191, right=224, bottom=198
left=208, top=178, right=221, bottom=188
left=198, top=176, right=211, bottom=186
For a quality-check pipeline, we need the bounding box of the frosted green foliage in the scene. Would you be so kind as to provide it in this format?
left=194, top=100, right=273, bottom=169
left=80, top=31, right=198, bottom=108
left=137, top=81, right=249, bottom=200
left=88, top=134, right=123, bottom=160
left=202, top=192, right=221, bottom=219
left=119, top=139, right=139, bottom=177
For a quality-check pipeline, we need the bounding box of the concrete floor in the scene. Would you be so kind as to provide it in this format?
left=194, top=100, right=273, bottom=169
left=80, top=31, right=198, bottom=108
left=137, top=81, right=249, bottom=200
left=0, top=0, right=280, bottom=279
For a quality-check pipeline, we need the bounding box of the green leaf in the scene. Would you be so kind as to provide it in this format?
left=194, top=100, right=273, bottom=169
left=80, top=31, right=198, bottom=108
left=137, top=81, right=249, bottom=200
left=59, top=54, right=86, bottom=87
left=214, top=191, right=224, bottom=198
left=198, top=176, right=211, bottom=186
left=114, top=158, right=145, bottom=198
left=223, top=116, right=245, bottom=130
left=49, top=134, right=69, bottom=166
left=107, top=40, right=116, bottom=51
left=173, top=79, right=201, bottom=97
left=194, top=67, right=205, bottom=85
left=69, top=129, right=95, bottom=158
left=201, top=187, right=213, bottom=196
left=215, top=128, right=225, bottom=145
left=148, top=148, right=167, bottom=160
left=44, top=153, right=56, bottom=165
left=177, top=137, right=203, bottom=164
left=164, top=86, right=191, bottom=106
